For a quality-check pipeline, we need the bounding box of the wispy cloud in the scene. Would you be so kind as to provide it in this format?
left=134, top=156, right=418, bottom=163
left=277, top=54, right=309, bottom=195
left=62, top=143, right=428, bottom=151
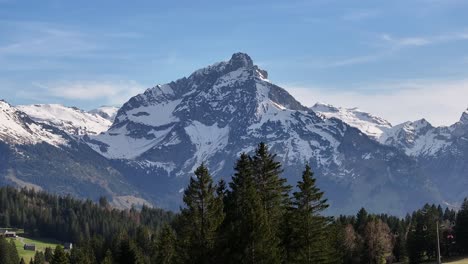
left=0, top=20, right=143, bottom=58
left=28, top=80, right=145, bottom=105
left=342, top=9, right=380, bottom=21
left=380, top=34, right=430, bottom=47
left=284, top=78, right=468, bottom=126
left=315, top=30, right=468, bottom=68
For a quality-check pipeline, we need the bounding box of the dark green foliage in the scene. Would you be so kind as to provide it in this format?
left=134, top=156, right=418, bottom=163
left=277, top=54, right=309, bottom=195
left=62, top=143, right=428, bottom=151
left=51, top=246, right=69, bottom=264
left=100, top=250, right=113, bottom=264
left=285, top=164, right=333, bottom=264
left=223, top=153, right=280, bottom=264
left=115, top=238, right=144, bottom=264
left=2, top=142, right=468, bottom=264
left=153, top=224, right=176, bottom=264
left=456, top=198, right=468, bottom=253
left=176, top=163, right=225, bottom=264
left=44, top=247, right=54, bottom=262
left=33, top=251, right=46, bottom=264
left=0, top=236, right=20, bottom=264
left=0, top=186, right=173, bottom=243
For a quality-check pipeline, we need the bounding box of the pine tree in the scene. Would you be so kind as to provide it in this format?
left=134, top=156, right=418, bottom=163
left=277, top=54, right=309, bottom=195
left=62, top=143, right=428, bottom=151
left=176, top=163, right=225, bottom=264
left=251, top=143, right=291, bottom=223
left=33, top=251, right=46, bottom=264
left=456, top=198, right=468, bottom=253
left=286, top=164, right=333, bottom=264
left=19, top=258, right=26, bottom=264
left=153, top=224, right=176, bottom=264
left=51, top=246, right=70, bottom=264
left=355, top=208, right=369, bottom=234
left=44, top=247, right=54, bottom=263
left=223, top=153, right=281, bottom=264
left=116, top=238, right=144, bottom=264
left=100, top=250, right=113, bottom=264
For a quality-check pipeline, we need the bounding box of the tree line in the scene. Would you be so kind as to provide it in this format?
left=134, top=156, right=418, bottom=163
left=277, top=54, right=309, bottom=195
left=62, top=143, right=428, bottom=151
left=1, top=142, right=468, bottom=263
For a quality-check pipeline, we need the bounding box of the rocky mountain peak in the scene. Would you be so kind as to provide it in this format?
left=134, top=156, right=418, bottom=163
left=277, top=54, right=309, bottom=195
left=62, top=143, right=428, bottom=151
left=460, top=108, right=468, bottom=124
left=228, top=52, right=254, bottom=69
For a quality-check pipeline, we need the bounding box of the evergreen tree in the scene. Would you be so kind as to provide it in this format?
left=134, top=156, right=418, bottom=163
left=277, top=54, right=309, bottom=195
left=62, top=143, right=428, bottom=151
left=0, top=236, right=20, bottom=264
left=355, top=208, right=369, bottom=234
left=100, top=250, right=113, bottom=264
left=286, top=164, right=333, bottom=264
left=224, top=153, right=280, bottom=264
left=44, top=247, right=54, bottom=263
left=33, top=251, right=46, bottom=264
left=456, top=198, right=468, bottom=253
left=153, top=224, right=176, bottom=264
left=116, top=238, right=144, bottom=264
left=251, top=143, right=291, bottom=224
left=19, top=258, right=26, bottom=264
left=51, top=246, right=70, bottom=264
left=176, top=163, right=225, bottom=264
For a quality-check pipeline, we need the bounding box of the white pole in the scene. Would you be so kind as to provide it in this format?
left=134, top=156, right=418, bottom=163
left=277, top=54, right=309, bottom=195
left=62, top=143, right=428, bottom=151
left=437, top=220, right=441, bottom=264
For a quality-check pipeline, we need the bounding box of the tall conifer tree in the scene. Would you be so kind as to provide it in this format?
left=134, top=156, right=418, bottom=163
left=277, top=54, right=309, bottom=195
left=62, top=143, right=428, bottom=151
left=286, top=164, right=334, bottom=264
left=223, top=153, right=280, bottom=264
left=177, top=163, right=224, bottom=264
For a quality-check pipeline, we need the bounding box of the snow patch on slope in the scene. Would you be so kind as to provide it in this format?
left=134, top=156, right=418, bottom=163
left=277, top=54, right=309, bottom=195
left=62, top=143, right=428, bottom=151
left=18, top=104, right=112, bottom=135
left=311, top=103, right=392, bottom=140
left=89, top=106, right=119, bottom=121
left=89, top=125, right=174, bottom=159
left=184, top=121, right=230, bottom=171
left=126, top=99, right=181, bottom=126
left=0, top=101, right=67, bottom=146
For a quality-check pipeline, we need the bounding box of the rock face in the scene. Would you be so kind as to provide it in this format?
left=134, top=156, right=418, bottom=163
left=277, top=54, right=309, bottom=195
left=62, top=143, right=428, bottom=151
left=1, top=53, right=466, bottom=214
left=88, top=106, right=119, bottom=122
left=314, top=103, right=468, bottom=208
left=84, top=53, right=439, bottom=214
left=0, top=100, right=146, bottom=208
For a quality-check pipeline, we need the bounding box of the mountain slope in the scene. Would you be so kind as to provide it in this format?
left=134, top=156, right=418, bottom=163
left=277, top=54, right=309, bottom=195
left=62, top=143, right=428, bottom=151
left=85, top=53, right=438, bottom=214
left=0, top=100, right=68, bottom=146
left=312, top=101, right=468, bottom=207
left=89, top=106, right=119, bottom=122
left=311, top=103, right=392, bottom=140
left=0, top=100, right=147, bottom=208
left=17, top=104, right=113, bottom=136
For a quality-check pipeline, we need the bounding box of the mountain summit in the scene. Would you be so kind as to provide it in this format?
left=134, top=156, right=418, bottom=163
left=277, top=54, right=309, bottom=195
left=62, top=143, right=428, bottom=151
left=84, top=53, right=435, bottom=213
left=1, top=53, right=465, bottom=214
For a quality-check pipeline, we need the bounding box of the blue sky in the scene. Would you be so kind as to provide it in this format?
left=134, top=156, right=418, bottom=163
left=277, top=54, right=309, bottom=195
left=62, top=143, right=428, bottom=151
left=1, top=0, right=468, bottom=125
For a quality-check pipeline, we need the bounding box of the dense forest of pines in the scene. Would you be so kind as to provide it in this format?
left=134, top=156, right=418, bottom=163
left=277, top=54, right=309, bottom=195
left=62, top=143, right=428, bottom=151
left=1, top=143, right=468, bottom=264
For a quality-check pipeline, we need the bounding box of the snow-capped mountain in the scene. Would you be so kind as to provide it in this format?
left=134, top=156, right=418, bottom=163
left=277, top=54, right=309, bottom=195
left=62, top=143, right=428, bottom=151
left=84, top=53, right=437, bottom=214
left=1, top=53, right=465, bottom=214
left=379, top=119, right=452, bottom=157
left=0, top=100, right=148, bottom=208
left=0, top=100, right=68, bottom=146
left=311, top=102, right=464, bottom=157
left=89, top=106, right=119, bottom=122
left=17, top=104, right=113, bottom=136
left=311, top=103, right=392, bottom=140
left=312, top=102, right=468, bottom=204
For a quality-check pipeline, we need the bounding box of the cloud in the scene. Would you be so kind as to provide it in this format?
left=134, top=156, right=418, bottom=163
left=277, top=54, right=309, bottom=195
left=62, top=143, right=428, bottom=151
left=314, top=30, right=468, bottom=68
left=30, top=80, right=145, bottom=105
left=283, top=79, right=468, bottom=126
left=380, top=34, right=431, bottom=47
left=342, top=9, right=380, bottom=21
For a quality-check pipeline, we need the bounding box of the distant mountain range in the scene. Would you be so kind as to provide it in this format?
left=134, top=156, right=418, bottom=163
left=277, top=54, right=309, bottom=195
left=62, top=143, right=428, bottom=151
left=1, top=53, right=467, bottom=215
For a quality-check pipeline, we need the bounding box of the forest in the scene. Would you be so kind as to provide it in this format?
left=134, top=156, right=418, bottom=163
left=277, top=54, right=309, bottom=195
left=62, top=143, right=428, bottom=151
left=0, top=143, right=468, bottom=264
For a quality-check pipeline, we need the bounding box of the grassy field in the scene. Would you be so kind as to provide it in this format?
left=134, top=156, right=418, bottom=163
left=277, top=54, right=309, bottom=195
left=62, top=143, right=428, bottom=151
left=444, top=258, right=468, bottom=264
left=6, top=231, right=60, bottom=263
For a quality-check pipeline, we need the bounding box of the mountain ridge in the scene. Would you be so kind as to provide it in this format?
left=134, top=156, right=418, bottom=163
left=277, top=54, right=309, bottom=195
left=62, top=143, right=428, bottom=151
left=0, top=53, right=466, bottom=215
